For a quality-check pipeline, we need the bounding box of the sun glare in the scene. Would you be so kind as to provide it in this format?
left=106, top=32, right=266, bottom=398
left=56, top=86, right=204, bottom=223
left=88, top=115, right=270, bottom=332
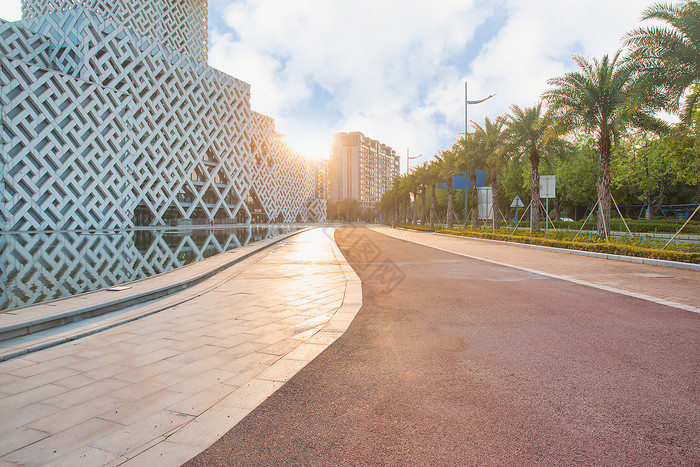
left=305, top=152, right=330, bottom=163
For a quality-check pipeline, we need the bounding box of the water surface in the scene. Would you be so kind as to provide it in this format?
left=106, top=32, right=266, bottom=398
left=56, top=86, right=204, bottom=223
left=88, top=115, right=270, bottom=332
left=0, top=225, right=298, bottom=311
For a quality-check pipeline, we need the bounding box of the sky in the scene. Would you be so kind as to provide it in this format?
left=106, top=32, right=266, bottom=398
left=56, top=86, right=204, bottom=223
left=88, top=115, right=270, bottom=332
left=0, top=1, right=668, bottom=169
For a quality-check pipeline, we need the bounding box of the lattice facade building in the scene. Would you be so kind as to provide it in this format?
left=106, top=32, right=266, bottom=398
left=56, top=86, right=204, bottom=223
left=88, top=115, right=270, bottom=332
left=0, top=0, right=322, bottom=231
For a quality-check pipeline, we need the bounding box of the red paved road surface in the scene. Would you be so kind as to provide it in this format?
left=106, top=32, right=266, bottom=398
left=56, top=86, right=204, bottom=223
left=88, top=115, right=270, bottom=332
left=186, top=226, right=699, bottom=465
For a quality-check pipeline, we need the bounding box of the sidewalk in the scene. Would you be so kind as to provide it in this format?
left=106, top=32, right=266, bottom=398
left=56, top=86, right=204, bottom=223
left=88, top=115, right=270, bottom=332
left=0, top=227, right=361, bottom=466
left=370, top=226, right=698, bottom=313
left=0, top=228, right=310, bottom=344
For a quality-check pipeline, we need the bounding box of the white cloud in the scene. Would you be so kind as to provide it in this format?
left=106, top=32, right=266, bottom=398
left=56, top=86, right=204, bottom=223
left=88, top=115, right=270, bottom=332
left=464, top=0, right=657, bottom=125
left=0, top=2, right=21, bottom=21
left=2, top=0, right=665, bottom=165
left=209, top=0, right=659, bottom=165
left=208, top=0, right=496, bottom=161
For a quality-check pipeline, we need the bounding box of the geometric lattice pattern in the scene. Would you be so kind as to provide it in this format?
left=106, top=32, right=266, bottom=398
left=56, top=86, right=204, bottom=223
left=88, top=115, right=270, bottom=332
left=21, top=0, right=208, bottom=62
left=0, top=226, right=295, bottom=310
left=1, top=3, right=324, bottom=232
left=307, top=199, right=327, bottom=224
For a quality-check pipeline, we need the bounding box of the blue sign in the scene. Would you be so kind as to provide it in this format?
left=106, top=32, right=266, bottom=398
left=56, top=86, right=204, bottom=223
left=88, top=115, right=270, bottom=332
left=437, top=170, right=485, bottom=190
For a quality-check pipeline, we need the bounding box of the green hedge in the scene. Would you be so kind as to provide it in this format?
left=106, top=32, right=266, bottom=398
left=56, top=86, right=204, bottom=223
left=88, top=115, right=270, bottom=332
left=434, top=229, right=700, bottom=264
left=551, top=218, right=700, bottom=235
left=394, top=224, right=436, bottom=232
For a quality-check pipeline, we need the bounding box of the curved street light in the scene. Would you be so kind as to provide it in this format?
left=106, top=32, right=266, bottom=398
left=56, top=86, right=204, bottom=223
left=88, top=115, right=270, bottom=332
left=464, top=82, right=496, bottom=226
left=406, top=148, right=422, bottom=174
left=465, top=82, right=496, bottom=136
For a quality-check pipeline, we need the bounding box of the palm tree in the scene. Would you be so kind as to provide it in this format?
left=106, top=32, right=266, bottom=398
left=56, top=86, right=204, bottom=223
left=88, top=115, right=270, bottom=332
left=504, top=103, right=557, bottom=233
left=543, top=52, right=652, bottom=237
left=425, top=159, right=441, bottom=228
left=436, top=149, right=460, bottom=229
left=455, top=136, right=480, bottom=229
left=397, top=174, right=412, bottom=224
left=624, top=1, right=700, bottom=123
left=412, top=163, right=429, bottom=225
left=376, top=189, right=393, bottom=223
left=467, top=116, right=508, bottom=228
left=385, top=178, right=402, bottom=223
left=387, top=187, right=403, bottom=224
left=406, top=172, right=420, bottom=225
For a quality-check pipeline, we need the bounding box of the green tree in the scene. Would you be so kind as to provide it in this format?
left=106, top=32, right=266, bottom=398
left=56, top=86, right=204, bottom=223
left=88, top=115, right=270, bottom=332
left=504, top=103, right=560, bottom=233
left=614, top=126, right=700, bottom=219
left=378, top=178, right=402, bottom=224
left=436, top=148, right=461, bottom=228
left=553, top=138, right=598, bottom=219
left=543, top=52, right=656, bottom=237
left=397, top=174, right=412, bottom=223
left=624, top=1, right=700, bottom=123
left=406, top=172, right=420, bottom=225
left=452, top=133, right=478, bottom=229
left=425, top=160, right=442, bottom=228
left=412, top=163, right=428, bottom=225
left=469, top=116, right=508, bottom=228
left=663, top=110, right=700, bottom=187
left=613, top=134, right=670, bottom=219
left=498, top=156, right=529, bottom=222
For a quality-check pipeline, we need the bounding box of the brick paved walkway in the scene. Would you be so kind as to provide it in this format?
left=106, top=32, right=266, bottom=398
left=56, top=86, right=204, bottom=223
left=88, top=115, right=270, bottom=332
left=0, top=228, right=360, bottom=466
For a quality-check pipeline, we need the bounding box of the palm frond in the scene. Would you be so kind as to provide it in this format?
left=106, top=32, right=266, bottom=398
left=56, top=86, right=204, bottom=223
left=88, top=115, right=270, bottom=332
left=624, top=1, right=700, bottom=117
left=680, top=85, right=700, bottom=122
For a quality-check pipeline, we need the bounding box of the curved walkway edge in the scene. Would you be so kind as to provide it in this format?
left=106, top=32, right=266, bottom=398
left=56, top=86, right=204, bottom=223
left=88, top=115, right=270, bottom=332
left=374, top=226, right=699, bottom=314
left=0, top=227, right=362, bottom=466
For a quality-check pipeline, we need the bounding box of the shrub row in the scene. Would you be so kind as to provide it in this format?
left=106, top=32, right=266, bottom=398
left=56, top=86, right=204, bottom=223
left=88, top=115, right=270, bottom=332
left=550, top=218, right=700, bottom=235
left=394, top=224, right=436, bottom=232
left=433, top=228, right=700, bottom=264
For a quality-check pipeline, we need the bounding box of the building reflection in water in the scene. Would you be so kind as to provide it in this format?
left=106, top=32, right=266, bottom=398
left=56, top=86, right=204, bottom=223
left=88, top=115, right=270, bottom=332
left=0, top=226, right=295, bottom=311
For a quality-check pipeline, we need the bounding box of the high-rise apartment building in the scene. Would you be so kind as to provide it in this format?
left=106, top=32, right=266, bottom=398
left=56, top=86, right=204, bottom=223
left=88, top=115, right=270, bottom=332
left=310, top=159, right=330, bottom=201
left=329, top=132, right=400, bottom=209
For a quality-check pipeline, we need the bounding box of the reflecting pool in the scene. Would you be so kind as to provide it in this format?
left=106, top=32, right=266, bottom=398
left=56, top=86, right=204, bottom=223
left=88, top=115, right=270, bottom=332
left=0, top=225, right=299, bottom=311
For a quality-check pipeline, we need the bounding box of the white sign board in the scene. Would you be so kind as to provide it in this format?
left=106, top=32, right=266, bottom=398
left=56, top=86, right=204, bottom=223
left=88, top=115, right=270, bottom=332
left=477, top=187, right=493, bottom=220
left=540, top=175, right=556, bottom=199
left=510, top=195, right=524, bottom=208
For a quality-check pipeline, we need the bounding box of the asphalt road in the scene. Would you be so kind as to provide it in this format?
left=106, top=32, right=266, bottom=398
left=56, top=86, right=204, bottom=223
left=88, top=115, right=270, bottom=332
left=186, top=225, right=699, bottom=465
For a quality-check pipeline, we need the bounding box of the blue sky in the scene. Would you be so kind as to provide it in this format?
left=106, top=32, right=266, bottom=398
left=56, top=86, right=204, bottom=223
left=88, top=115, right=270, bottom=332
left=1, top=1, right=667, bottom=167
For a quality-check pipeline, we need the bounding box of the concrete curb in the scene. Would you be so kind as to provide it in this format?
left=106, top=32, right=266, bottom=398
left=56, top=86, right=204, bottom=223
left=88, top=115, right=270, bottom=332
left=426, top=231, right=700, bottom=271
left=0, top=228, right=312, bottom=344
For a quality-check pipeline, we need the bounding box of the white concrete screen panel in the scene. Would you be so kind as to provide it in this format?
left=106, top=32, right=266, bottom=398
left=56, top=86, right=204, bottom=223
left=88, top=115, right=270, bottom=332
left=1, top=1, right=324, bottom=231
left=21, top=0, right=208, bottom=62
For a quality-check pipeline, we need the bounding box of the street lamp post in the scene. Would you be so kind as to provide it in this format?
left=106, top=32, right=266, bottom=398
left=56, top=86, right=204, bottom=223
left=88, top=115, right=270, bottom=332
left=464, top=82, right=495, bottom=227
left=407, top=148, right=422, bottom=224
left=406, top=148, right=421, bottom=174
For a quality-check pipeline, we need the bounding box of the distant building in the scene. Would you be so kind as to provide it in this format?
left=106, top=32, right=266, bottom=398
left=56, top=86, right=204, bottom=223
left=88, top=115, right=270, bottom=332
left=305, top=159, right=328, bottom=223
left=311, top=159, right=330, bottom=201
left=329, top=132, right=400, bottom=209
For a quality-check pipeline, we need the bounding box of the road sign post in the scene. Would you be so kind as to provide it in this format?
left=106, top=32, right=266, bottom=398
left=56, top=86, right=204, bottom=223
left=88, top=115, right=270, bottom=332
left=510, top=195, right=524, bottom=224
left=539, top=175, right=556, bottom=232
